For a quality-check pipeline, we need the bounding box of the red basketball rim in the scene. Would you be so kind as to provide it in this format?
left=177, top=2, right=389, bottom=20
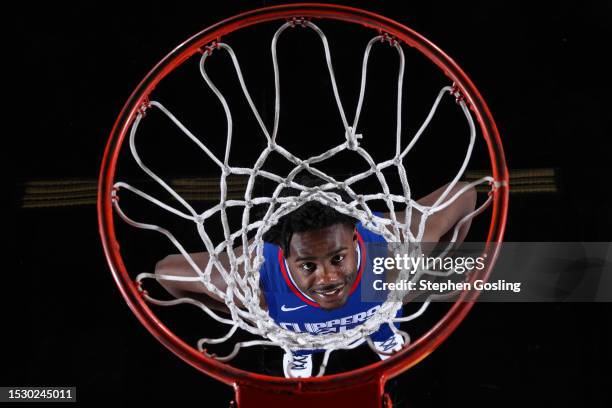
left=98, top=2, right=509, bottom=393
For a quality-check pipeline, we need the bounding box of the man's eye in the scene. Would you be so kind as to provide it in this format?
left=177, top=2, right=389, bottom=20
left=301, top=263, right=316, bottom=272
left=332, top=255, right=345, bottom=264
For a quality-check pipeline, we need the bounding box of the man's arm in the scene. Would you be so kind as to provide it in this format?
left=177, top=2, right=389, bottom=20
left=382, top=182, right=477, bottom=305
left=155, top=239, right=267, bottom=312
left=385, top=181, right=477, bottom=244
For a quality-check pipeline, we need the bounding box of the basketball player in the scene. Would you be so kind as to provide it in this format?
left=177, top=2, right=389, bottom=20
left=155, top=180, right=476, bottom=377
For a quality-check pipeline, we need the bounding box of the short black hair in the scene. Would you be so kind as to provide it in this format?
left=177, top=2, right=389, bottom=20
left=262, top=175, right=357, bottom=256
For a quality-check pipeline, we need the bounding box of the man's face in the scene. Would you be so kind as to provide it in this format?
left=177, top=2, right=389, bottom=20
left=286, top=224, right=358, bottom=310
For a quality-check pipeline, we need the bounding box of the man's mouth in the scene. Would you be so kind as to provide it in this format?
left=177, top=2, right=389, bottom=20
left=312, top=284, right=346, bottom=301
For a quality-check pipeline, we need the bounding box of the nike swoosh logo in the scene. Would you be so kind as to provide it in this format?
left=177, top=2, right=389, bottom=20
left=281, top=304, right=308, bottom=312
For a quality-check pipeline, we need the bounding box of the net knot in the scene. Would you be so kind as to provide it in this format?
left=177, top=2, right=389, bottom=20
left=379, top=32, right=399, bottom=47
left=287, top=17, right=309, bottom=28
left=136, top=280, right=148, bottom=297
left=202, top=40, right=221, bottom=56
left=345, top=127, right=363, bottom=150
left=450, top=83, right=466, bottom=104
left=138, top=97, right=151, bottom=117
left=111, top=186, right=120, bottom=203
left=488, top=179, right=508, bottom=196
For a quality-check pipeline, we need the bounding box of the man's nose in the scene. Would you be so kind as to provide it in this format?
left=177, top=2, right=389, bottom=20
left=317, top=264, right=342, bottom=284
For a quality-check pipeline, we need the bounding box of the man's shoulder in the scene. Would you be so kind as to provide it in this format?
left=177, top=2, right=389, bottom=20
left=355, top=213, right=387, bottom=243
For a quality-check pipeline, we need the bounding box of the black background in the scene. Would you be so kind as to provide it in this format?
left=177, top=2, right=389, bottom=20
left=8, top=1, right=612, bottom=407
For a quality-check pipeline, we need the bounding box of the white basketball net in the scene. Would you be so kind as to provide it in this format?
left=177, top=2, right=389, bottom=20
left=112, top=18, right=496, bottom=376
